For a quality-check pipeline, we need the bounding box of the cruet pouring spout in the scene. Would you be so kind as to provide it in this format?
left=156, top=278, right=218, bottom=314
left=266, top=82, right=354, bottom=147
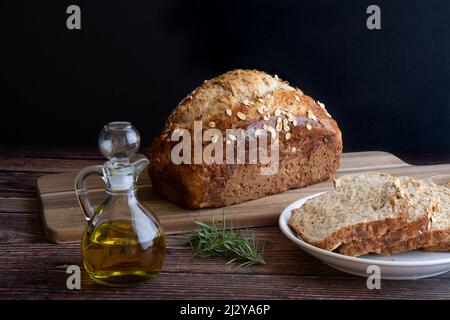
left=130, top=154, right=150, bottom=178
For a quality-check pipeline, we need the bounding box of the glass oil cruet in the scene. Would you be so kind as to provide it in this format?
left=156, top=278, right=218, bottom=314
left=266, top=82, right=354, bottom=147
left=75, top=121, right=166, bottom=286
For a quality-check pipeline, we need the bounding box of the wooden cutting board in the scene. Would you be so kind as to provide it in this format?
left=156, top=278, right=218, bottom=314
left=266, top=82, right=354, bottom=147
left=37, top=151, right=450, bottom=243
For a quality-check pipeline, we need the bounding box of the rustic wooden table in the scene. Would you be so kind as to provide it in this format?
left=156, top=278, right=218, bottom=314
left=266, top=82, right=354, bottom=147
left=1, top=147, right=450, bottom=300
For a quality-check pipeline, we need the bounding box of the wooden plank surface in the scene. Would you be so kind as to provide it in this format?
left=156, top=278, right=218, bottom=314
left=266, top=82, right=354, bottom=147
left=36, top=151, right=450, bottom=243
left=1, top=147, right=450, bottom=300
left=35, top=152, right=396, bottom=242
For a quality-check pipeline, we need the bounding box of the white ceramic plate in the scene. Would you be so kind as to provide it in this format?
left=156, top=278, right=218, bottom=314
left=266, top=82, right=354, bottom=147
left=279, top=192, right=450, bottom=280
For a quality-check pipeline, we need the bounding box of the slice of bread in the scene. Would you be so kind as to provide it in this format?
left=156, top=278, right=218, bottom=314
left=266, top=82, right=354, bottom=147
left=288, top=172, right=409, bottom=251
left=373, top=184, right=450, bottom=255
left=337, top=177, right=436, bottom=256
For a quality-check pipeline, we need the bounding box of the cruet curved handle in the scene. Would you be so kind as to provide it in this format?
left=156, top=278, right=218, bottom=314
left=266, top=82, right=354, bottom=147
left=74, top=165, right=105, bottom=222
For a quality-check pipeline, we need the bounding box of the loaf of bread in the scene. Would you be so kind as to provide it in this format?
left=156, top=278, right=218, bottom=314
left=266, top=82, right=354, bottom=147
left=149, top=69, right=342, bottom=208
left=288, top=173, right=409, bottom=251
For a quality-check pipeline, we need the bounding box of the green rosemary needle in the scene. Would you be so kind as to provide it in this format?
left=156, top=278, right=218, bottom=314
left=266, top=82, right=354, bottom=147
left=186, top=219, right=266, bottom=267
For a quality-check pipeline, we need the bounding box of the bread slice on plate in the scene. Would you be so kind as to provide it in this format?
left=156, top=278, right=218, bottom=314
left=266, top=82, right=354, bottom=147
left=288, top=172, right=409, bottom=251
left=373, top=184, right=450, bottom=255
left=337, top=177, right=437, bottom=256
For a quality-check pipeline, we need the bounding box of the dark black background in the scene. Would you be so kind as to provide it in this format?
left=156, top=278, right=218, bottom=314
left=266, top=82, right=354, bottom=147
left=1, top=0, right=449, bottom=153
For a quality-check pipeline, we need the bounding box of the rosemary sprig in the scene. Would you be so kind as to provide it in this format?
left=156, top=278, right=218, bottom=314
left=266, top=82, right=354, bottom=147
left=186, top=218, right=265, bottom=267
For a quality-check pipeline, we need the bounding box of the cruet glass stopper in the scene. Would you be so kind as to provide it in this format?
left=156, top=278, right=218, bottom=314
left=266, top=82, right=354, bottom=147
left=98, top=121, right=141, bottom=165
